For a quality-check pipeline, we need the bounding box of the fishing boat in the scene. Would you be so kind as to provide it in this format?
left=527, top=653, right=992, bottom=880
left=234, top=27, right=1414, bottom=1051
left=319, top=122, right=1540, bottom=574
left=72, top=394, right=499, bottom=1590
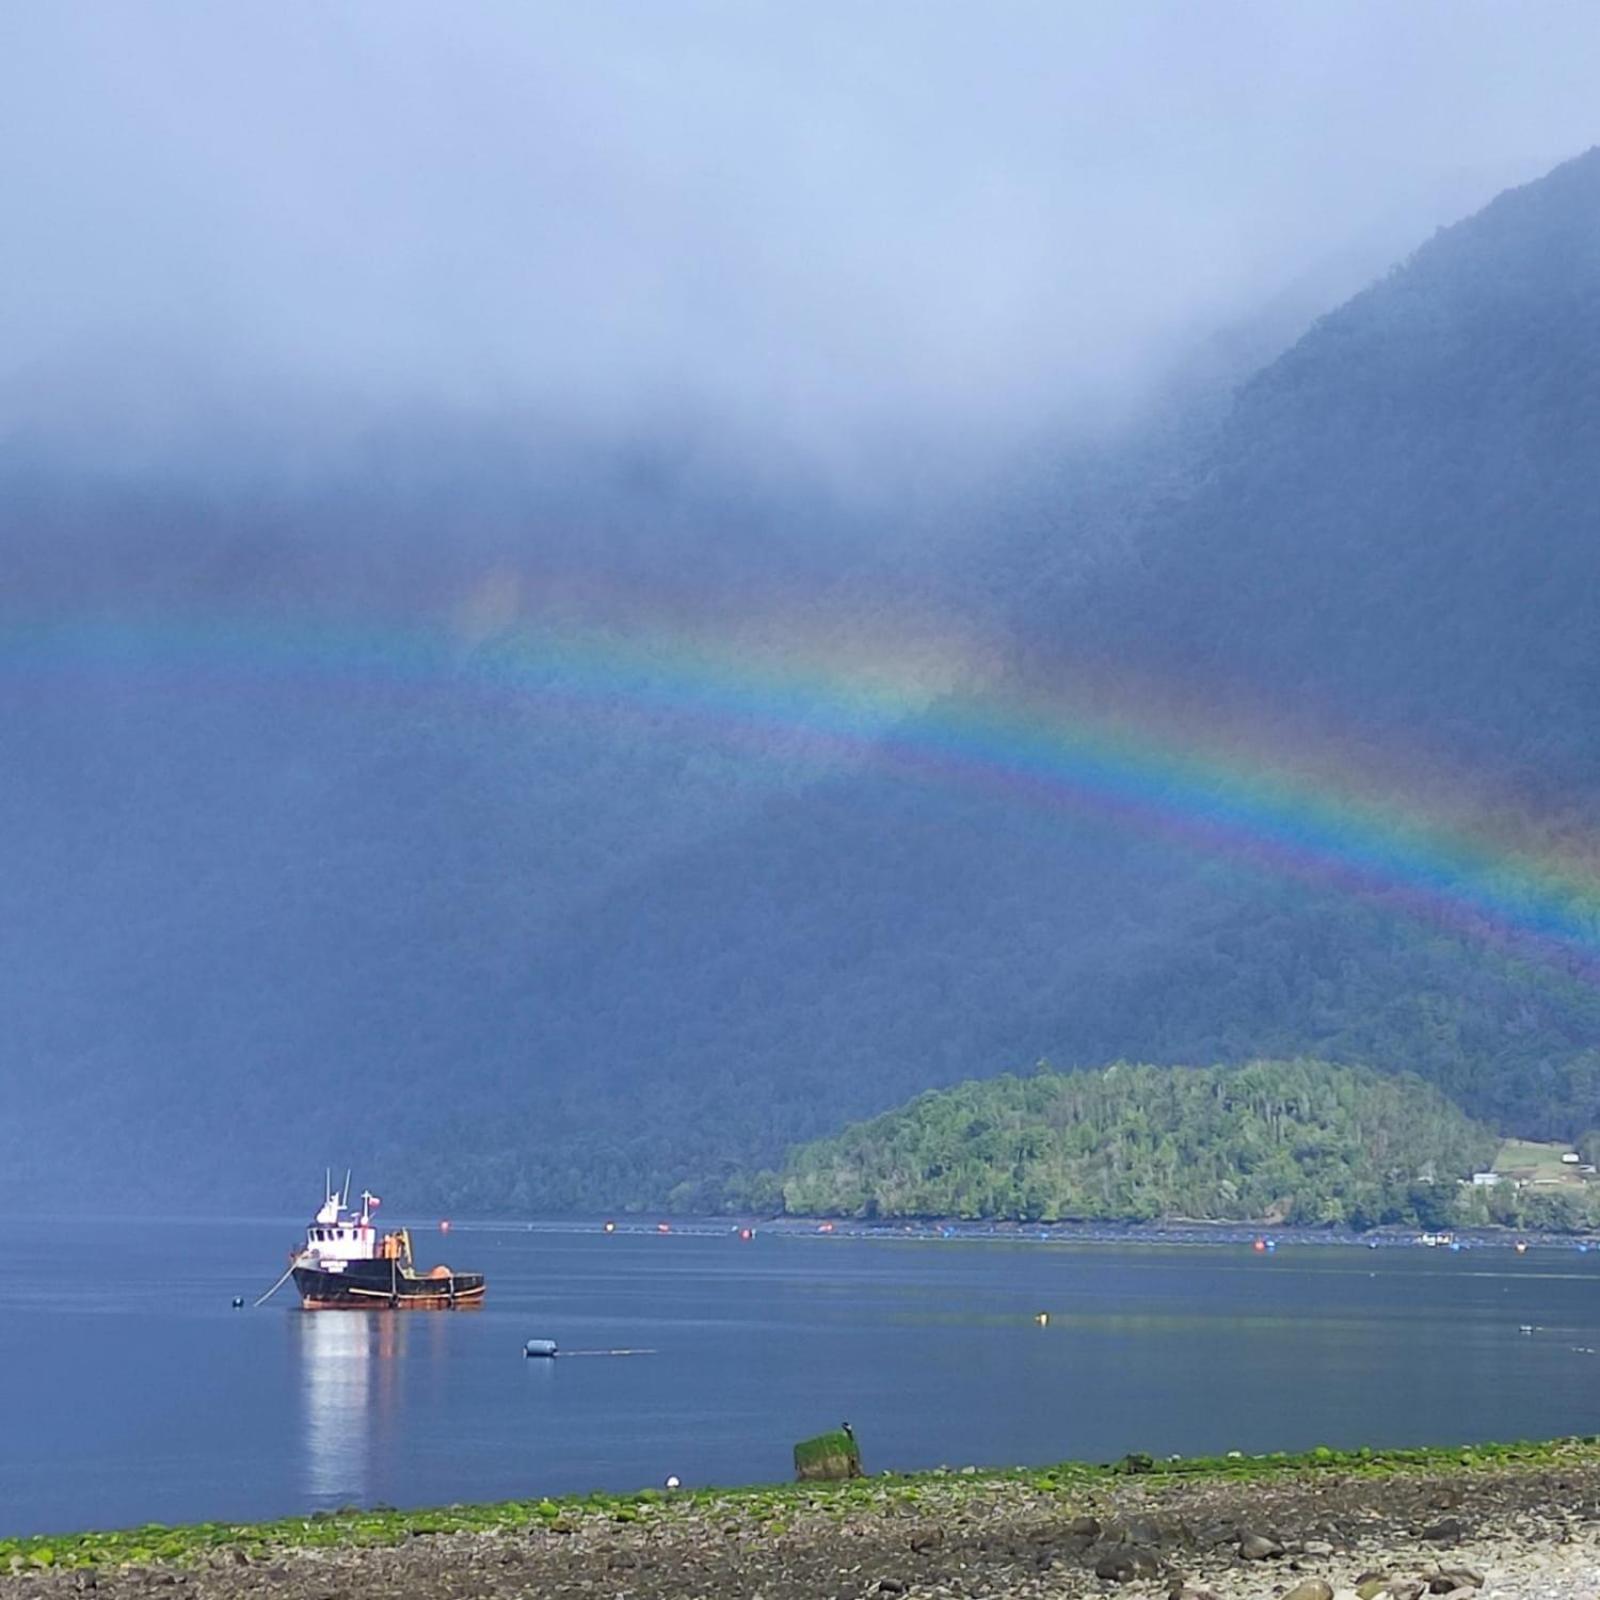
left=290, top=1178, right=486, bottom=1309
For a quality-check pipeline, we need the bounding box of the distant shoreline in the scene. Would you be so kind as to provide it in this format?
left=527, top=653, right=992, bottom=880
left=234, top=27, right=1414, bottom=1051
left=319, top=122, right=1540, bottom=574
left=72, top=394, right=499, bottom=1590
left=452, top=1215, right=1600, bottom=1251
left=10, top=1213, right=1599, bottom=1250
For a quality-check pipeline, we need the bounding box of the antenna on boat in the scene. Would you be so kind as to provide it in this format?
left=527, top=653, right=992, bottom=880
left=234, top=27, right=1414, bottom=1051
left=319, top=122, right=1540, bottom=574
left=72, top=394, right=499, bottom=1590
left=342, top=1169, right=351, bottom=1208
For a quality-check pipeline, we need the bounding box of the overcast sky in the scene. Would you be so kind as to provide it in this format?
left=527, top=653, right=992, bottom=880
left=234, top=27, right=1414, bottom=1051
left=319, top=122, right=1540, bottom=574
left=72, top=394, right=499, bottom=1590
left=2, top=2, right=1598, bottom=474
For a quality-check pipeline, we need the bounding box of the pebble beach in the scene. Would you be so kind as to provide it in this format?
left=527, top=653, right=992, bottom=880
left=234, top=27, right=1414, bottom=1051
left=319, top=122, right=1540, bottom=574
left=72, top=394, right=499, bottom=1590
left=9, top=1445, right=1600, bottom=1600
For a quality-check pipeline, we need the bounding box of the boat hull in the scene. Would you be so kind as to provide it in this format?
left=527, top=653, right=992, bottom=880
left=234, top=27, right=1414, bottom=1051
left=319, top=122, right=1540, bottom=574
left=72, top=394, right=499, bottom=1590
left=292, top=1261, right=486, bottom=1310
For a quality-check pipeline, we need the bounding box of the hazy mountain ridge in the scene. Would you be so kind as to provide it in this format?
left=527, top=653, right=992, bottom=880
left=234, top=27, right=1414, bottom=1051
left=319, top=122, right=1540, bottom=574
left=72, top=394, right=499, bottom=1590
left=1079, top=146, right=1600, bottom=788
left=8, top=153, right=1600, bottom=1213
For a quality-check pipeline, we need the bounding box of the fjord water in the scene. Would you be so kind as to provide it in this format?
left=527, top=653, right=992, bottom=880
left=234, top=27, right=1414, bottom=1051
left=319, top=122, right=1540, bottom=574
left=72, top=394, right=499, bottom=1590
left=4, top=1220, right=1600, bottom=1538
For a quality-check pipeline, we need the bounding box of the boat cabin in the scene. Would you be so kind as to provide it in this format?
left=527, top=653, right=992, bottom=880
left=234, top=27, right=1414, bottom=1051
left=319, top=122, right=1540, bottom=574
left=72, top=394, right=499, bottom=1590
left=299, top=1180, right=385, bottom=1266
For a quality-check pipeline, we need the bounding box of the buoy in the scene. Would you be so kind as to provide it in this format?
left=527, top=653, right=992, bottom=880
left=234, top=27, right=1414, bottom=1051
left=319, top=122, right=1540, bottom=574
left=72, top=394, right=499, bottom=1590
left=1252, top=1238, right=1267, bottom=1252
left=603, top=1220, right=616, bottom=1234
left=1035, top=1312, right=1049, bottom=1327
left=657, top=1221, right=671, bottom=1234
left=232, top=1296, right=244, bottom=1309
left=818, top=1221, right=835, bottom=1234
left=524, top=1339, right=559, bottom=1359
left=440, top=1219, right=452, bottom=1233
left=1515, top=1240, right=1528, bottom=1254
left=665, top=1475, right=680, bottom=1490
left=738, top=1227, right=753, bottom=1242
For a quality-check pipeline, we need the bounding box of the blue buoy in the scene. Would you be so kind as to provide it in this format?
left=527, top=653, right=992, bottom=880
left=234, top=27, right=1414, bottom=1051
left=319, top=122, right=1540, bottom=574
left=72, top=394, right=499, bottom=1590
left=524, top=1338, right=559, bottom=1359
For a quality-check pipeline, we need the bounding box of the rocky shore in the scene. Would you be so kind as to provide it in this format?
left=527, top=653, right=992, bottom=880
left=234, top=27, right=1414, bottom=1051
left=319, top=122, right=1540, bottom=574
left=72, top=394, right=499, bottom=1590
left=9, top=1446, right=1600, bottom=1600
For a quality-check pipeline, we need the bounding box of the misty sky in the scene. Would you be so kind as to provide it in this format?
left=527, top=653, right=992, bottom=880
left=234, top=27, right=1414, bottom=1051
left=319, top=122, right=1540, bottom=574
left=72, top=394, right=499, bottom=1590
left=2, top=3, right=1598, bottom=474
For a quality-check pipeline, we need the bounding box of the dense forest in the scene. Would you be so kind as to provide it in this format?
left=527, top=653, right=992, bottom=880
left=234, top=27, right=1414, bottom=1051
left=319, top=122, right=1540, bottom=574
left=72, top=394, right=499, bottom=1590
left=8, top=152, right=1600, bottom=1214
left=772, top=1059, right=1499, bottom=1227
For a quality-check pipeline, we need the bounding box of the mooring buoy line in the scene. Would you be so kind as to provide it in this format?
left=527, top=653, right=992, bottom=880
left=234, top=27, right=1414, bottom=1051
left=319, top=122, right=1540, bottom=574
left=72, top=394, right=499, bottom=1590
left=525, top=1338, right=656, bottom=1358
left=252, top=1263, right=297, bottom=1307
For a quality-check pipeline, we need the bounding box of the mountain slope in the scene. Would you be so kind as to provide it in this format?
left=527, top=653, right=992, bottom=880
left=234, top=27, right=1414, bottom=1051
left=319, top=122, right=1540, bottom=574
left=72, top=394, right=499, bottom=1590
left=9, top=152, right=1600, bottom=1212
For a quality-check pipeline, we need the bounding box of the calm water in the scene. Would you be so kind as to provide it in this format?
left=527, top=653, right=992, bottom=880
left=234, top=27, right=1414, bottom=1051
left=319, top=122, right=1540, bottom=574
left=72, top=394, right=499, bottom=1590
left=4, top=1218, right=1600, bottom=1537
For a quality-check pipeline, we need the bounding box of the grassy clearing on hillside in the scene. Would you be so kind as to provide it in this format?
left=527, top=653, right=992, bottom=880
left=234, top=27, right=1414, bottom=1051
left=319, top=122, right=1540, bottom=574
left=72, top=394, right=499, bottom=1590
left=6, top=1439, right=1600, bottom=1573
left=1494, top=1138, right=1585, bottom=1185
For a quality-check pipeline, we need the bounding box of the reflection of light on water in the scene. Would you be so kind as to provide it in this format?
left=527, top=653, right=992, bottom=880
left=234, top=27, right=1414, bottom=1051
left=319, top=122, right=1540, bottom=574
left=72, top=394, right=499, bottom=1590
left=296, top=1314, right=404, bottom=1503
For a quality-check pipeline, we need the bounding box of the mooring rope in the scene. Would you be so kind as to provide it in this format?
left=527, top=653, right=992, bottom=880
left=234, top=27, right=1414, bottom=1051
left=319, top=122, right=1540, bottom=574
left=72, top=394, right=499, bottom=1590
left=252, top=1263, right=298, bottom=1307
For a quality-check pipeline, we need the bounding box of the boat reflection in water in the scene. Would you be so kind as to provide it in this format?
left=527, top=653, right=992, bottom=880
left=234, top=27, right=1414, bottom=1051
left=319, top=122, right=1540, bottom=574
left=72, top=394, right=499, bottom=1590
left=295, top=1309, right=412, bottom=1504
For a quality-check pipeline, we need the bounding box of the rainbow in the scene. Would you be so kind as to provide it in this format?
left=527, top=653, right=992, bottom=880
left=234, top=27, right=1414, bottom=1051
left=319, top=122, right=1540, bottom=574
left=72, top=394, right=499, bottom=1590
left=6, top=608, right=1600, bottom=977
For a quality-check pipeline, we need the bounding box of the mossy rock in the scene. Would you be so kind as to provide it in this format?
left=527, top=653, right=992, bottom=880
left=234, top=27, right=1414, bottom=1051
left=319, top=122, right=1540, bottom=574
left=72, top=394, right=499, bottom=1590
left=794, top=1429, right=862, bottom=1482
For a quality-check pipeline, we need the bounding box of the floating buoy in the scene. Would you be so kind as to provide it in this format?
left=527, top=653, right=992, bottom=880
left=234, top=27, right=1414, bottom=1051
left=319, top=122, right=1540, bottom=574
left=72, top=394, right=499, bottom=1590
left=817, top=1221, right=835, bottom=1234
left=440, top=1219, right=452, bottom=1233
left=524, top=1339, right=559, bottom=1359
left=1252, top=1238, right=1267, bottom=1252
left=665, top=1475, right=681, bottom=1490
left=738, top=1227, right=753, bottom=1242
left=657, top=1221, right=671, bottom=1234
left=1035, top=1312, right=1049, bottom=1327
left=231, top=1296, right=244, bottom=1309
left=1515, top=1241, right=1528, bottom=1254
left=603, top=1220, right=616, bottom=1234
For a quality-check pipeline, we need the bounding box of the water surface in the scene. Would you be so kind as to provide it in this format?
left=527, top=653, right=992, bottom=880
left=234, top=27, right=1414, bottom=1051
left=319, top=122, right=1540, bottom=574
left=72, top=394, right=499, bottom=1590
left=3, top=1218, right=1597, bottom=1537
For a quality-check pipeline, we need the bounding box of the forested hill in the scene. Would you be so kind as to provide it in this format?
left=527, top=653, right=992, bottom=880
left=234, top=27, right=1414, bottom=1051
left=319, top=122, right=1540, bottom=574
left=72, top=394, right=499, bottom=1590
left=776, top=1061, right=1498, bottom=1227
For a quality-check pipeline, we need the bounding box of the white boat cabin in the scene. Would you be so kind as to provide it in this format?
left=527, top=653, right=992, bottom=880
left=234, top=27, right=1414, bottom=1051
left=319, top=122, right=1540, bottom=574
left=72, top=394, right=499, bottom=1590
left=299, top=1179, right=382, bottom=1268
